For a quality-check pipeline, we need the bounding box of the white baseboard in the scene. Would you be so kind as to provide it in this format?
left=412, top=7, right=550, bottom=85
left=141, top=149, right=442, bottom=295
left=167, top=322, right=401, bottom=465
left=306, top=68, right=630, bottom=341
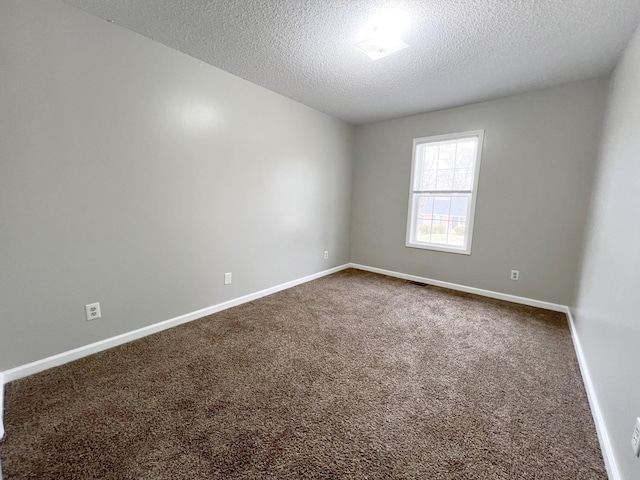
left=0, top=262, right=617, bottom=480
left=564, top=307, right=621, bottom=480
left=0, top=264, right=349, bottom=387
left=348, top=263, right=567, bottom=312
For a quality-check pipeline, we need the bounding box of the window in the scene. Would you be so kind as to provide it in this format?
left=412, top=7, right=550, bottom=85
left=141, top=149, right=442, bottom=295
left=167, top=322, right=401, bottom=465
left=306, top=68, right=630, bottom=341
left=406, top=130, right=484, bottom=254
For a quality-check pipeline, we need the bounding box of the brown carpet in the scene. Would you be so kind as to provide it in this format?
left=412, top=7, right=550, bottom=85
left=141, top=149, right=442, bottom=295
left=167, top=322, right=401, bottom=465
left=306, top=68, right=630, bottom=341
left=0, top=269, right=605, bottom=479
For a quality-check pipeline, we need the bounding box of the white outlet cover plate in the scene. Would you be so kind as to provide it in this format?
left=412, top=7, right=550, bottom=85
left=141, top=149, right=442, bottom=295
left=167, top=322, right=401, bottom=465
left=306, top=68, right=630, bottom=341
left=224, top=272, right=232, bottom=285
left=85, top=302, right=101, bottom=321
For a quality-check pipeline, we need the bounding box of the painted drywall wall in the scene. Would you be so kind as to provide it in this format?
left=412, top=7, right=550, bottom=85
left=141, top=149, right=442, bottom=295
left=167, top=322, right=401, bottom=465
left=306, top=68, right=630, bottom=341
left=350, top=78, right=608, bottom=305
left=0, top=0, right=353, bottom=371
left=572, top=26, right=640, bottom=480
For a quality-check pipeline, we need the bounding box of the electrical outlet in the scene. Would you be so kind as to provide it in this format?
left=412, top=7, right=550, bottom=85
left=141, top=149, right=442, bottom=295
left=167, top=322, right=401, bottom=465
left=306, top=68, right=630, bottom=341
left=510, top=270, right=520, bottom=281
left=85, top=302, right=101, bottom=321
left=632, top=417, right=640, bottom=457
left=324, top=251, right=329, bottom=260
left=224, top=272, right=232, bottom=285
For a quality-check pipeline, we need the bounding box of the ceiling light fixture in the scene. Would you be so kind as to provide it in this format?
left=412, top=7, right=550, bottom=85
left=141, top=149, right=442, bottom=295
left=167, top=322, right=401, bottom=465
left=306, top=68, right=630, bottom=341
left=355, top=11, right=410, bottom=60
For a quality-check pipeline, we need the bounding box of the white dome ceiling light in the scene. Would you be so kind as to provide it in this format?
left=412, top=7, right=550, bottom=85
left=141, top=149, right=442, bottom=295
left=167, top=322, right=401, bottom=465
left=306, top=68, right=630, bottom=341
left=355, top=11, right=410, bottom=60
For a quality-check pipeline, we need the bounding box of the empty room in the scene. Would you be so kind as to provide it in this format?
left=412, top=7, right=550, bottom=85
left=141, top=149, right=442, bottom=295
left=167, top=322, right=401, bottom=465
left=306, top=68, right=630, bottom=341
left=1, top=0, right=640, bottom=478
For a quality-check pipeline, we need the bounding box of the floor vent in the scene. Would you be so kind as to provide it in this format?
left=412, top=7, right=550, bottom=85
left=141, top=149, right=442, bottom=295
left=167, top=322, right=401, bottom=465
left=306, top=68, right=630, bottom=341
left=409, top=281, right=428, bottom=287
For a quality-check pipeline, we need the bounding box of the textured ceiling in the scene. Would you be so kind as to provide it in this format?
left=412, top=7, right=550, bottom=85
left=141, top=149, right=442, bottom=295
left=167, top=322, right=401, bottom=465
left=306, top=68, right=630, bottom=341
left=63, top=0, right=640, bottom=125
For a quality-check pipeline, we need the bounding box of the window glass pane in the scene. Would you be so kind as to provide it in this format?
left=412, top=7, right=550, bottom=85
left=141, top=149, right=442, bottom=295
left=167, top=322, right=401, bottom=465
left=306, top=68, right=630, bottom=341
left=455, top=140, right=476, bottom=168
left=415, top=137, right=477, bottom=193
left=423, top=145, right=437, bottom=170
left=428, top=196, right=451, bottom=245
left=411, top=194, right=470, bottom=247
left=413, top=194, right=434, bottom=244
left=435, top=168, right=454, bottom=190
left=447, top=221, right=466, bottom=246
left=436, top=143, right=456, bottom=170
left=422, top=168, right=436, bottom=190
left=418, top=165, right=437, bottom=190
left=449, top=196, right=469, bottom=218
left=452, top=168, right=472, bottom=190
left=414, top=145, right=438, bottom=190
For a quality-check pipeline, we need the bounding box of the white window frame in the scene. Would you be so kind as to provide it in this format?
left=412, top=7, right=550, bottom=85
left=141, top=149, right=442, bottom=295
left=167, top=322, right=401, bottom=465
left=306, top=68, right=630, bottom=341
left=405, top=130, right=484, bottom=255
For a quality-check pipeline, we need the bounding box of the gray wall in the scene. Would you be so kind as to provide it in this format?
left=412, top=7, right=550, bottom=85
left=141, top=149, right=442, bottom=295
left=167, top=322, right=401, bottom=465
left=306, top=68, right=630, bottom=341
left=572, top=26, right=640, bottom=480
left=0, top=0, right=353, bottom=371
left=350, top=79, right=608, bottom=305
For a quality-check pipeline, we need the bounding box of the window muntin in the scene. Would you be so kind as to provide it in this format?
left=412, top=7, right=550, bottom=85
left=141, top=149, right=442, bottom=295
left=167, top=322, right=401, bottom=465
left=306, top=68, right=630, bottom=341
left=406, top=131, right=484, bottom=254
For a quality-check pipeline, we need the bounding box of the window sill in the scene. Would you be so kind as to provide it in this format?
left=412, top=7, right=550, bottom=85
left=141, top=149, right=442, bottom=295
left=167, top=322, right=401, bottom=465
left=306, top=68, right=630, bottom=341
left=405, top=242, right=471, bottom=255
